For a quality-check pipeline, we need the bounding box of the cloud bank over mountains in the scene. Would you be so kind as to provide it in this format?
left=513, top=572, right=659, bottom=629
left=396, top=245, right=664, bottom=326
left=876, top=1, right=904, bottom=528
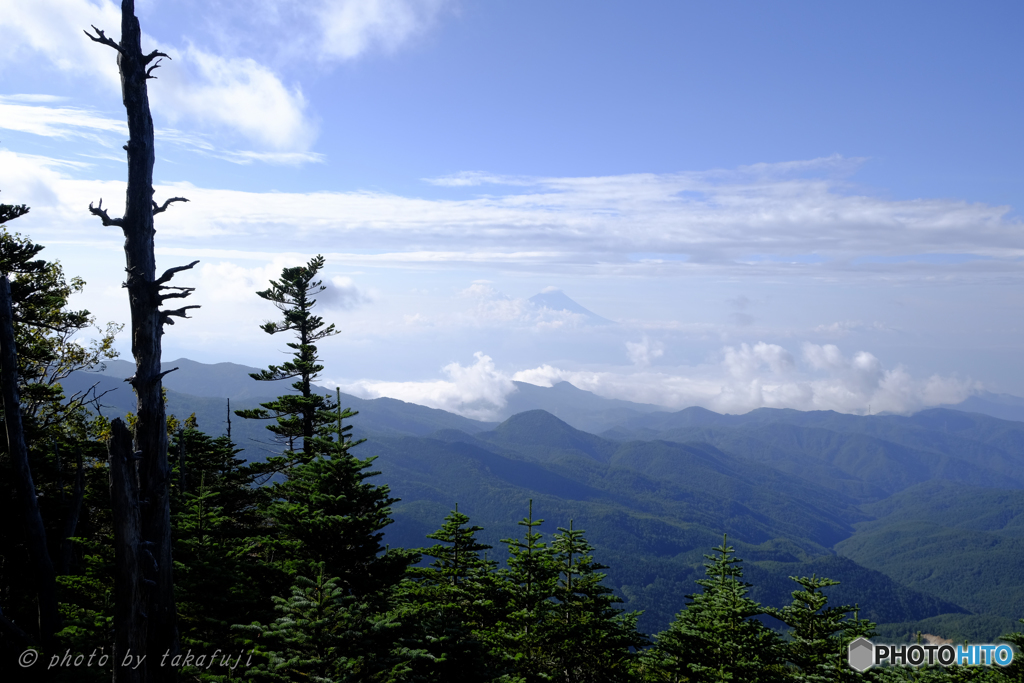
left=339, top=340, right=976, bottom=421
left=335, top=289, right=976, bottom=420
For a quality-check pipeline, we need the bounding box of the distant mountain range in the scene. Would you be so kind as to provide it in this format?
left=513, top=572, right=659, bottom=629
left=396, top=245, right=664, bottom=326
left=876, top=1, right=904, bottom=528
left=61, top=358, right=1024, bottom=640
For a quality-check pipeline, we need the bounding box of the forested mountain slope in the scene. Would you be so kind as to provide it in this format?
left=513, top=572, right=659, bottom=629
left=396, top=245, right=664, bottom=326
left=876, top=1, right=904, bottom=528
left=63, top=360, right=1024, bottom=639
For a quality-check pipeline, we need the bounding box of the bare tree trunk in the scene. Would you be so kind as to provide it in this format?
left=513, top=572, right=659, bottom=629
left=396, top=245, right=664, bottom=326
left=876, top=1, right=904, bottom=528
left=108, top=418, right=147, bottom=683
left=86, top=2, right=200, bottom=679
left=0, top=274, right=61, bottom=644
left=59, top=448, right=86, bottom=576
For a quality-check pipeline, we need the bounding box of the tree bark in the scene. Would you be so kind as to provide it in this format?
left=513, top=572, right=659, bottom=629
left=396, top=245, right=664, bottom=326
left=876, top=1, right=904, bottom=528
left=86, top=2, right=201, bottom=678
left=59, top=448, right=86, bottom=576
left=118, top=5, right=180, bottom=676
left=0, top=274, right=61, bottom=644
left=108, top=418, right=147, bottom=683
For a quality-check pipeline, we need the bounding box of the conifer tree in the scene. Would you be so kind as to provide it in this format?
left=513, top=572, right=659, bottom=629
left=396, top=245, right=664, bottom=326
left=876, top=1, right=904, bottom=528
left=549, top=521, right=648, bottom=683
left=237, top=570, right=365, bottom=683
left=398, top=506, right=503, bottom=681
left=236, top=255, right=340, bottom=469
left=416, top=505, right=496, bottom=588
left=652, top=535, right=787, bottom=683
left=169, top=427, right=280, bottom=665
left=268, top=392, right=413, bottom=599
left=237, top=567, right=430, bottom=683
left=767, top=575, right=875, bottom=682
left=491, top=501, right=561, bottom=680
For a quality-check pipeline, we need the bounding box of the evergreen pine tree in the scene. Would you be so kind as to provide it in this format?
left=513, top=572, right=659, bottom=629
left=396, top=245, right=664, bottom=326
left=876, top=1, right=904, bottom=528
left=491, top=500, right=561, bottom=681
left=268, top=392, right=413, bottom=599
left=766, top=574, right=875, bottom=682
left=652, top=535, right=787, bottom=683
left=548, top=521, right=648, bottom=683
left=235, top=255, right=340, bottom=470
left=237, top=567, right=431, bottom=683
left=236, top=569, right=367, bottom=683
left=169, top=426, right=282, bottom=681
left=397, top=506, right=504, bottom=681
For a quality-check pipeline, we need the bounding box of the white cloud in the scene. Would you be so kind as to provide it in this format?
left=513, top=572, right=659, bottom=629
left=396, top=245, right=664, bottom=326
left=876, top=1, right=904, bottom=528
left=812, top=320, right=889, bottom=337
left=195, top=261, right=285, bottom=304
left=316, top=0, right=450, bottom=62
left=6, top=149, right=1024, bottom=286
left=425, top=171, right=535, bottom=187
left=723, top=342, right=795, bottom=380
left=99, top=159, right=1024, bottom=272
left=625, top=336, right=664, bottom=367
left=319, top=275, right=371, bottom=310
left=341, top=352, right=515, bottom=421
left=217, top=150, right=325, bottom=166
left=0, top=0, right=315, bottom=152
left=0, top=0, right=122, bottom=88
left=454, top=283, right=590, bottom=330
left=337, top=342, right=979, bottom=421
left=152, top=44, right=315, bottom=152
left=0, top=98, right=126, bottom=141
left=0, top=99, right=322, bottom=166
left=0, top=0, right=453, bottom=151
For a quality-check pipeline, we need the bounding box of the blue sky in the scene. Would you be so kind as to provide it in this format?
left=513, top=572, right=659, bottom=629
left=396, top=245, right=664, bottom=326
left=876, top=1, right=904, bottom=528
left=1, top=0, right=1022, bottom=418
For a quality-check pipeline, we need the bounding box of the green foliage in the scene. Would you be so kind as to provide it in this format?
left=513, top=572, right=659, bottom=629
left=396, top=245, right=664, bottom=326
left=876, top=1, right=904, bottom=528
left=546, top=521, right=649, bottom=682
left=397, top=507, right=504, bottom=681
left=651, top=535, right=787, bottom=682
left=237, top=568, right=432, bottom=683
left=267, top=408, right=414, bottom=598
left=237, top=570, right=367, bottom=682
left=235, top=254, right=340, bottom=466
left=767, top=575, right=876, bottom=682
left=490, top=501, right=561, bottom=680
left=0, top=208, right=121, bottom=670
left=0, top=225, right=120, bottom=440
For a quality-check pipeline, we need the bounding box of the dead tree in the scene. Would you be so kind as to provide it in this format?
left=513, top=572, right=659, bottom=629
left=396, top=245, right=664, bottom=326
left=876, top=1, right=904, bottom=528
left=108, top=419, right=146, bottom=683
left=85, top=2, right=199, bottom=679
left=0, top=275, right=61, bottom=644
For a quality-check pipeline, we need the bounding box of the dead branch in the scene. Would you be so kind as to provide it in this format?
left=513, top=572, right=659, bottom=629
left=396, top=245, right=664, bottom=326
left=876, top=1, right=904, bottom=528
left=83, top=25, right=122, bottom=53
left=88, top=199, right=125, bottom=228
left=64, top=383, right=117, bottom=418
left=155, top=367, right=178, bottom=382
left=157, top=287, right=196, bottom=302
left=154, top=260, right=199, bottom=286
left=143, top=49, right=170, bottom=66
left=160, top=306, right=200, bottom=326
left=152, top=197, right=188, bottom=215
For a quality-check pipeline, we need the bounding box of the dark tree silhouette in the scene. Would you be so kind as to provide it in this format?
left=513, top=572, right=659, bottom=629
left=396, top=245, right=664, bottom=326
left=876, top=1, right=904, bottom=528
left=85, top=2, right=199, bottom=679
left=0, top=273, right=60, bottom=645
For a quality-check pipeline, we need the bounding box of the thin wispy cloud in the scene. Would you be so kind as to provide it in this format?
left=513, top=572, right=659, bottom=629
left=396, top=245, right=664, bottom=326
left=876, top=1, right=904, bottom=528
left=316, top=0, right=451, bottom=62
left=0, top=98, right=126, bottom=141
left=0, top=99, right=323, bottom=166
left=0, top=0, right=446, bottom=154
left=7, top=149, right=1021, bottom=281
